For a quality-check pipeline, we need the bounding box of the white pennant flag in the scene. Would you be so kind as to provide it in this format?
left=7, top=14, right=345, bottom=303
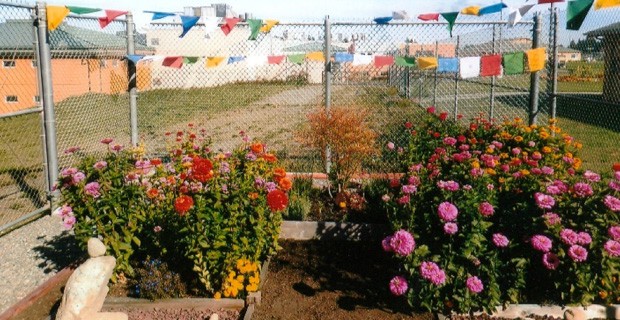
left=352, top=54, right=373, bottom=66
left=204, top=17, right=221, bottom=39
left=508, top=4, right=535, bottom=27
left=392, top=10, right=410, bottom=20
left=246, top=55, right=268, bottom=67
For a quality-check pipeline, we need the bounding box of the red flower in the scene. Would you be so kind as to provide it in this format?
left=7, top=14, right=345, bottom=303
left=267, top=190, right=288, bottom=211
left=389, top=179, right=401, bottom=189
left=614, top=163, right=620, bottom=172
left=191, top=157, right=214, bottom=183
left=251, top=143, right=264, bottom=154
left=426, top=106, right=436, bottom=114
left=433, top=132, right=441, bottom=138
left=146, top=188, right=159, bottom=199
left=439, top=112, right=448, bottom=121
left=404, top=121, right=412, bottom=129
left=150, top=158, right=162, bottom=166
left=174, top=195, right=194, bottom=215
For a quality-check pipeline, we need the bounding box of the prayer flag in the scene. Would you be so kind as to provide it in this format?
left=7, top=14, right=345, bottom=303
left=395, top=56, right=416, bottom=67
left=206, top=56, right=225, bottom=68
left=438, top=58, right=459, bottom=73
left=508, top=4, right=535, bottom=27
left=374, top=16, right=393, bottom=24
left=393, top=10, right=409, bottom=20
left=180, top=16, right=200, bottom=38
left=526, top=48, right=546, bottom=72
left=204, top=17, right=221, bottom=38
left=98, top=10, right=127, bottom=29
left=228, top=56, right=245, bottom=64
left=479, top=3, right=508, bottom=15
left=459, top=57, right=481, bottom=79
left=502, top=52, right=525, bottom=75
left=306, top=51, right=325, bottom=62
left=352, top=54, right=373, bottom=66
left=221, top=17, right=240, bottom=36
left=248, top=19, right=262, bottom=40
left=418, top=13, right=440, bottom=21
left=268, top=55, right=286, bottom=64
left=539, top=0, right=565, bottom=3
left=567, top=0, right=593, bottom=30
left=461, top=6, right=481, bottom=15
left=162, top=56, right=183, bottom=69
left=334, top=53, right=354, bottom=63
left=67, top=6, right=101, bottom=14
left=126, top=55, right=145, bottom=64
left=261, top=19, right=279, bottom=33
left=144, top=11, right=175, bottom=20
left=142, top=55, right=164, bottom=62
left=47, top=5, right=70, bottom=31
left=183, top=56, right=199, bottom=64
left=441, top=12, right=459, bottom=37
left=374, top=55, right=395, bottom=68
left=288, top=54, right=305, bottom=65
left=247, top=55, right=268, bottom=66
left=418, top=57, right=438, bottom=70
left=480, top=54, right=502, bottom=76
left=594, top=0, right=620, bottom=9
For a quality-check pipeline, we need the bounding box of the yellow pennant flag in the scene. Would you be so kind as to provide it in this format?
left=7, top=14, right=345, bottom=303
left=47, top=5, right=70, bottom=31
left=260, top=19, right=279, bottom=33
left=206, top=56, right=225, bottom=68
left=306, top=51, right=325, bottom=62
left=526, top=48, right=546, bottom=72
left=417, top=57, right=438, bottom=70
left=594, top=0, right=620, bottom=9
left=461, top=6, right=481, bottom=15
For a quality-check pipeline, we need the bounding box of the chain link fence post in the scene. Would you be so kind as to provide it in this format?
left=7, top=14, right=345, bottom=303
left=324, top=15, right=332, bottom=175
left=529, top=14, right=542, bottom=126
left=549, top=7, right=559, bottom=121
left=126, top=12, right=138, bottom=146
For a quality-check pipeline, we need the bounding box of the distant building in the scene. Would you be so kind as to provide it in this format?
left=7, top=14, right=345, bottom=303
left=585, top=22, right=620, bottom=103
left=557, top=47, right=582, bottom=65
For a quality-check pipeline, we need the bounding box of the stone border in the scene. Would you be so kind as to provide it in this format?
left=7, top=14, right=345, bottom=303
left=438, top=304, right=620, bottom=319
left=279, top=220, right=389, bottom=241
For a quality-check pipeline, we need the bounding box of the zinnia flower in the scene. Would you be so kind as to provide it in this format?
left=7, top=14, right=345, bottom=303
left=191, top=157, right=214, bottom=182
left=609, top=226, right=620, bottom=241
left=604, top=240, right=620, bottom=257
left=100, top=138, right=113, bottom=144
left=531, top=235, right=553, bottom=252
left=390, top=230, right=415, bottom=256
left=84, top=182, right=101, bottom=198
left=174, top=195, right=194, bottom=215
left=387, top=142, right=395, bottom=150
left=573, top=182, right=593, bottom=198
left=443, top=223, right=458, bottom=235
left=542, top=252, right=560, bottom=270
left=534, top=193, right=555, bottom=210
left=492, top=233, right=509, bottom=248
left=583, top=170, right=601, bottom=182
left=420, top=261, right=446, bottom=285
left=93, top=161, right=107, bottom=170
left=560, top=228, right=579, bottom=246
left=437, top=202, right=458, bottom=222
left=382, top=236, right=393, bottom=252
left=250, top=142, right=264, bottom=154
left=577, top=232, right=592, bottom=246
left=53, top=204, right=73, bottom=218
left=568, top=245, right=588, bottom=262
left=478, top=202, right=494, bottom=217
left=604, top=195, right=620, bottom=212
left=62, top=215, right=76, bottom=230
left=466, top=276, right=484, bottom=294
left=267, top=189, right=288, bottom=211
left=389, top=276, right=408, bottom=296
left=543, top=212, right=561, bottom=225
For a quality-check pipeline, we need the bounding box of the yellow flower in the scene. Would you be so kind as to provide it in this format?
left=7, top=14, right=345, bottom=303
left=599, top=291, right=608, bottom=299
left=524, top=127, right=532, bottom=133
left=565, top=152, right=573, bottom=159
left=498, top=177, right=506, bottom=184
left=573, top=158, right=582, bottom=169
left=520, top=169, right=530, bottom=176
left=500, top=132, right=512, bottom=139
left=214, top=292, right=222, bottom=299
left=500, top=153, right=509, bottom=159
left=236, top=275, right=245, bottom=284
left=471, top=161, right=480, bottom=169
left=228, top=271, right=236, bottom=280
left=514, top=117, right=523, bottom=123
left=339, top=201, right=347, bottom=209
left=514, top=136, right=524, bottom=142
left=542, top=146, right=552, bottom=154
left=249, top=275, right=260, bottom=284
left=574, top=142, right=582, bottom=149
left=530, top=124, right=538, bottom=129
left=486, top=148, right=494, bottom=154
left=246, top=283, right=259, bottom=292
left=486, top=168, right=496, bottom=175
left=539, top=131, right=550, bottom=139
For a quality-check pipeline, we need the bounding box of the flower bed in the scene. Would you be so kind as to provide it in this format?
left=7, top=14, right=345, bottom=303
left=381, top=108, right=620, bottom=314
left=54, top=126, right=290, bottom=301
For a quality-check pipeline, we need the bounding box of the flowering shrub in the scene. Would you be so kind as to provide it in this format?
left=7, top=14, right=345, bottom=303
left=55, top=126, right=288, bottom=297
left=382, top=108, right=620, bottom=313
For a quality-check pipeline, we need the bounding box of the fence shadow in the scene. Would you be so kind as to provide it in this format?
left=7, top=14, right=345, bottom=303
left=556, top=94, right=620, bottom=133
left=2, top=167, right=46, bottom=209
left=32, top=231, right=85, bottom=274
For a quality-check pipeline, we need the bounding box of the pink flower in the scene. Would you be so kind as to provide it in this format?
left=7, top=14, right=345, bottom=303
left=609, top=180, right=620, bottom=192
left=93, top=161, right=107, bottom=170
left=387, top=142, right=395, bottom=150
left=53, top=204, right=73, bottom=218
left=478, top=202, right=494, bottom=217
left=568, top=245, right=588, bottom=262
left=64, top=146, right=80, bottom=154
left=542, top=252, right=560, bottom=270
left=401, top=185, right=417, bottom=194
left=543, top=212, right=561, bottom=225
left=604, top=240, right=620, bottom=257
left=437, top=180, right=459, bottom=191
left=443, top=137, right=457, bottom=146
left=62, top=215, right=76, bottom=230
left=84, top=182, right=101, bottom=198
left=547, top=180, right=568, bottom=195
left=111, top=144, right=124, bottom=152
left=60, top=167, right=78, bottom=177
left=604, top=195, right=620, bottom=212
left=609, top=226, right=620, bottom=240
left=560, top=229, right=579, bottom=246
left=437, top=202, right=458, bottom=222
left=534, top=193, right=555, bottom=210
left=72, top=172, right=86, bottom=184
left=470, top=168, right=484, bottom=177
left=492, top=233, right=509, bottom=248
left=389, top=276, right=408, bottom=296
left=381, top=194, right=391, bottom=202
left=512, top=148, right=521, bottom=155
left=100, top=138, right=114, bottom=144
left=577, top=232, right=592, bottom=246
left=531, top=235, right=553, bottom=252
left=573, top=182, right=593, bottom=198
left=443, top=222, right=458, bottom=235
left=390, top=230, right=415, bottom=256
left=397, top=195, right=410, bottom=205
left=408, top=175, right=421, bottom=186
left=487, top=184, right=494, bottom=190
left=466, top=276, right=484, bottom=294
left=427, top=106, right=436, bottom=114
left=382, top=236, right=393, bottom=252
left=583, top=170, right=601, bottom=182
left=420, top=261, right=446, bottom=286
left=153, top=226, right=162, bottom=233
left=541, top=166, right=554, bottom=175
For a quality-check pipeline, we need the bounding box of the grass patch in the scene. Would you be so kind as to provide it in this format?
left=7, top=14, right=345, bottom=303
left=557, top=81, right=602, bottom=93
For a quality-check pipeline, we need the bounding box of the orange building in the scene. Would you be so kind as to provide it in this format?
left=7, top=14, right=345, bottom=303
left=0, top=19, right=152, bottom=114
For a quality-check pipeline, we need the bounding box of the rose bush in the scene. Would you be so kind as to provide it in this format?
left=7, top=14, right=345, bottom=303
left=55, top=125, right=288, bottom=298
left=382, top=108, right=620, bottom=314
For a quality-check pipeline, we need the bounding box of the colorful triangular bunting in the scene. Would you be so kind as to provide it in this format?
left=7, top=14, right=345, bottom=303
left=441, top=12, right=459, bottom=37
left=221, top=17, right=240, bottom=36
left=418, top=13, right=440, bottom=21
left=67, top=6, right=101, bottom=14
left=98, top=10, right=127, bottom=29
left=180, top=16, right=200, bottom=38
left=47, top=5, right=70, bottom=31
left=567, top=0, right=594, bottom=30
left=248, top=19, right=263, bottom=40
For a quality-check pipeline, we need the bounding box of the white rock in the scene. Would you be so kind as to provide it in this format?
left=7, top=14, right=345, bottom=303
left=87, top=238, right=107, bottom=258
left=210, top=314, right=220, bottom=320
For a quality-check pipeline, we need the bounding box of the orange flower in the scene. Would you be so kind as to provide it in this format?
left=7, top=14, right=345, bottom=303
left=267, top=190, right=288, bottom=211
left=273, top=167, right=286, bottom=182
left=278, top=177, right=293, bottom=191
left=613, top=163, right=620, bottom=172
left=260, top=153, right=277, bottom=163
left=150, top=158, right=162, bottom=166
left=174, top=195, right=194, bottom=216
left=248, top=192, right=259, bottom=200
left=250, top=142, right=264, bottom=154
left=146, top=188, right=159, bottom=199
left=191, top=157, right=214, bottom=183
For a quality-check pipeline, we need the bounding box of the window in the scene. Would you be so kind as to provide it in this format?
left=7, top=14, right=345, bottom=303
left=151, top=38, right=159, bottom=46
left=571, top=54, right=577, bottom=59
left=31, top=60, right=38, bottom=68
left=5, top=95, right=18, bottom=103
left=33, top=96, right=40, bottom=103
left=3, top=60, right=16, bottom=68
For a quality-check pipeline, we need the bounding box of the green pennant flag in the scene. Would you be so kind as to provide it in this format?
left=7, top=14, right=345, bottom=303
left=441, top=12, right=459, bottom=37
left=567, top=0, right=594, bottom=30
left=248, top=19, right=263, bottom=40
left=66, top=6, right=101, bottom=14
left=502, top=52, right=525, bottom=75
left=287, top=54, right=305, bottom=65
left=395, top=56, right=416, bottom=67
left=183, top=56, right=199, bottom=64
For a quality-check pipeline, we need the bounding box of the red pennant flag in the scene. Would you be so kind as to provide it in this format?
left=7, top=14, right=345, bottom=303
left=480, top=54, right=502, bottom=76
left=162, top=56, right=183, bottom=69
left=418, top=13, right=440, bottom=21
left=374, top=55, right=395, bottom=68
left=221, top=17, right=240, bottom=36
left=538, top=0, right=565, bottom=3
left=267, top=55, right=286, bottom=65
left=98, top=10, right=127, bottom=29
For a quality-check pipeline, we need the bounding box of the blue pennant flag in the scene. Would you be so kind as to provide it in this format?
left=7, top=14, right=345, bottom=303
left=228, top=56, right=245, bottom=64
left=478, top=2, right=508, bottom=15
left=438, top=58, right=459, bottom=73
left=334, top=53, right=354, bottom=63
left=180, top=16, right=200, bottom=38
left=125, top=55, right=145, bottom=64
left=144, top=11, right=176, bottom=20
left=373, top=16, right=393, bottom=24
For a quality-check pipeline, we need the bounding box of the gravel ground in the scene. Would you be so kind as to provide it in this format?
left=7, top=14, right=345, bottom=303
left=0, top=214, right=82, bottom=314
